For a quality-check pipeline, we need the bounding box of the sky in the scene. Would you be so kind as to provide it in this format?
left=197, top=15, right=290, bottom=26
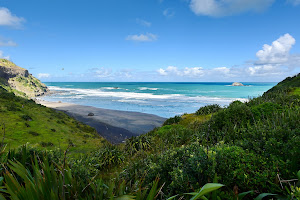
left=0, top=0, right=299, bottom=82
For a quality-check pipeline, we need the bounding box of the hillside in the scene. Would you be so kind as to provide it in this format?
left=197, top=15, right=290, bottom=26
left=0, top=59, right=49, bottom=98
left=0, top=73, right=299, bottom=199
left=0, top=85, right=105, bottom=153
left=266, top=73, right=300, bottom=95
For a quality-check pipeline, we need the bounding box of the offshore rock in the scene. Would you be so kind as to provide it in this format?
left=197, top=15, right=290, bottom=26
left=232, top=82, right=244, bottom=86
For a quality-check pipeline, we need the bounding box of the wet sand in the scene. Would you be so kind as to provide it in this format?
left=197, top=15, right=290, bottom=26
left=37, top=100, right=166, bottom=143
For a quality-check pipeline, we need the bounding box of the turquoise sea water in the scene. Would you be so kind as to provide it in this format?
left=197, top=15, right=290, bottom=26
left=41, top=82, right=276, bottom=118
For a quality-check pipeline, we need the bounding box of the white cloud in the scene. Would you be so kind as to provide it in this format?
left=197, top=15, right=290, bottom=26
left=158, top=66, right=204, bottom=77
left=115, top=69, right=133, bottom=78
left=0, top=7, right=25, bottom=28
left=248, top=33, right=300, bottom=76
left=189, top=0, right=274, bottom=17
left=213, top=67, right=230, bottom=74
left=247, top=65, right=281, bottom=76
left=93, top=68, right=113, bottom=78
left=136, top=18, right=151, bottom=27
left=157, top=68, right=167, bottom=76
left=287, top=0, right=300, bottom=5
left=126, top=33, right=157, bottom=42
left=0, top=37, right=17, bottom=47
left=183, top=67, right=204, bottom=77
left=37, top=73, right=51, bottom=79
left=163, top=8, right=175, bottom=18
left=157, top=66, right=180, bottom=76
left=256, top=33, right=295, bottom=64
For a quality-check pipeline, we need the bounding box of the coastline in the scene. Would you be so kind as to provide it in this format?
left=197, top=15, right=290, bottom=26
left=36, top=99, right=166, bottom=143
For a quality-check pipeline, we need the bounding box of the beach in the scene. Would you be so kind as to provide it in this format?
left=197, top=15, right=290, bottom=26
left=37, top=100, right=166, bottom=143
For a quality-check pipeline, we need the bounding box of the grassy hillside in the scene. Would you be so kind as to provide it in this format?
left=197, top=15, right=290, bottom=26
left=0, top=74, right=299, bottom=199
left=0, top=86, right=105, bottom=153
left=266, top=73, right=300, bottom=94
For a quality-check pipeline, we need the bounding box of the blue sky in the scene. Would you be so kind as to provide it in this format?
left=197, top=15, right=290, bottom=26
left=0, top=0, right=299, bottom=82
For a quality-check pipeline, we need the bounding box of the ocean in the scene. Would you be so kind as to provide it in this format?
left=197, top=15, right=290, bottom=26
left=41, top=82, right=276, bottom=118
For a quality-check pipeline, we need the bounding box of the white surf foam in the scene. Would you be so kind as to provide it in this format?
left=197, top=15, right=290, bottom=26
left=138, top=87, right=159, bottom=91
left=48, top=86, right=248, bottom=105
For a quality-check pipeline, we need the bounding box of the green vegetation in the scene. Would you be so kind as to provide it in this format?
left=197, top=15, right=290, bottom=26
left=0, top=86, right=104, bottom=153
left=0, top=73, right=299, bottom=199
left=0, top=59, right=48, bottom=98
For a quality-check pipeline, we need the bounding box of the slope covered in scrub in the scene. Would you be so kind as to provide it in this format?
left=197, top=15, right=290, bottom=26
left=0, top=73, right=299, bottom=199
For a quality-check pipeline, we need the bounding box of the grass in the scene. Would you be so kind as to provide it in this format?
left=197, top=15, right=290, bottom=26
left=0, top=86, right=105, bottom=154
left=292, top=87, right=300, bottom=95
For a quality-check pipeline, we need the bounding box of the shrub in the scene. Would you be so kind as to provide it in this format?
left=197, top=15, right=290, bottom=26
left=6, top=103, right=21, bottom=111
left=209, top=101, right=252, bottom=132
left=21, top=114, right=32, bottom=121
left=195, top=104, right=222, bottom=115
left=163, top=115, right=182, bottom=126
left=28, top=131, right=40, bottom=136
left=251, top=102, right=282, bottom=120
left=214, top=145, right=280, bottom=193
left=92, top=145, right=125, bottom=170
left=122, top=144, right=213, bottom=196
left=40, top=142, right=54, bottom=147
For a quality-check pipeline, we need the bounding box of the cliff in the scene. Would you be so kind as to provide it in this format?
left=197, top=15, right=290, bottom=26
left=0, top=59, right=49, bottom=98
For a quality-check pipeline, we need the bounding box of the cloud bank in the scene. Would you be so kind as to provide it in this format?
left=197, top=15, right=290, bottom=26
left=157, top=33, right=299, bottom=81
left=38, top=34, right=299, bottom=82
left=157, top=66, right=204, bottom=77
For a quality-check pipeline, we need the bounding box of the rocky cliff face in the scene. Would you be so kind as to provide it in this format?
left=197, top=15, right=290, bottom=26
left=0, top=59, right=49, bottom=98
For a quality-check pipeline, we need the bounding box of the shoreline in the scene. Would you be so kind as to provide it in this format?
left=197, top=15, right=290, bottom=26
left=36, top=99, right=166, bottom=143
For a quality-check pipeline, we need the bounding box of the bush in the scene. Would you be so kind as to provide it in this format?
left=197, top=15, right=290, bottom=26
left=251, top=102, right=282, bottom=120
left=195, top=104, right=222, bottom=115
left=215, top=146, right=280, bottom=193
left=209, top=101, right=252, bottom=132
left=122, top=144, right=213, bottom=196
left=163, top=115, right=182, bottom=126
left=21, top=114, right=32, bottom=121
left=92, top=145, right=125, bottom=170
left=40, top=142, right=54, bottom=147
left=28, top=131, right=40, bottom=136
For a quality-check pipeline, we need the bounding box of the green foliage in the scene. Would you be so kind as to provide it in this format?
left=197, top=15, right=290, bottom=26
left=186, top=183, right=224, bottom=200
left=250, top=102, right=282, bottom=120
left=0, top=86, right=104, bottom=153
left=214, top=145, right=280, bottom=192
left=163, top=115, right=182, bottom=126
left=20, top=114, right=32, bottom=121
left=122, top=144, right=213, bottom=197
left=195, top=104, right=222, bottom=115
left=266, top=73, right=300, bottom=94
left=93, top=144, right=125, bottom=170
left=0, top=73, right=299, bottom=199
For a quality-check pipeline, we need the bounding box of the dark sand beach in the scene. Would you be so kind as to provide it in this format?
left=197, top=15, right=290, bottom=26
left=37, top=100, right=166, bottom=143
